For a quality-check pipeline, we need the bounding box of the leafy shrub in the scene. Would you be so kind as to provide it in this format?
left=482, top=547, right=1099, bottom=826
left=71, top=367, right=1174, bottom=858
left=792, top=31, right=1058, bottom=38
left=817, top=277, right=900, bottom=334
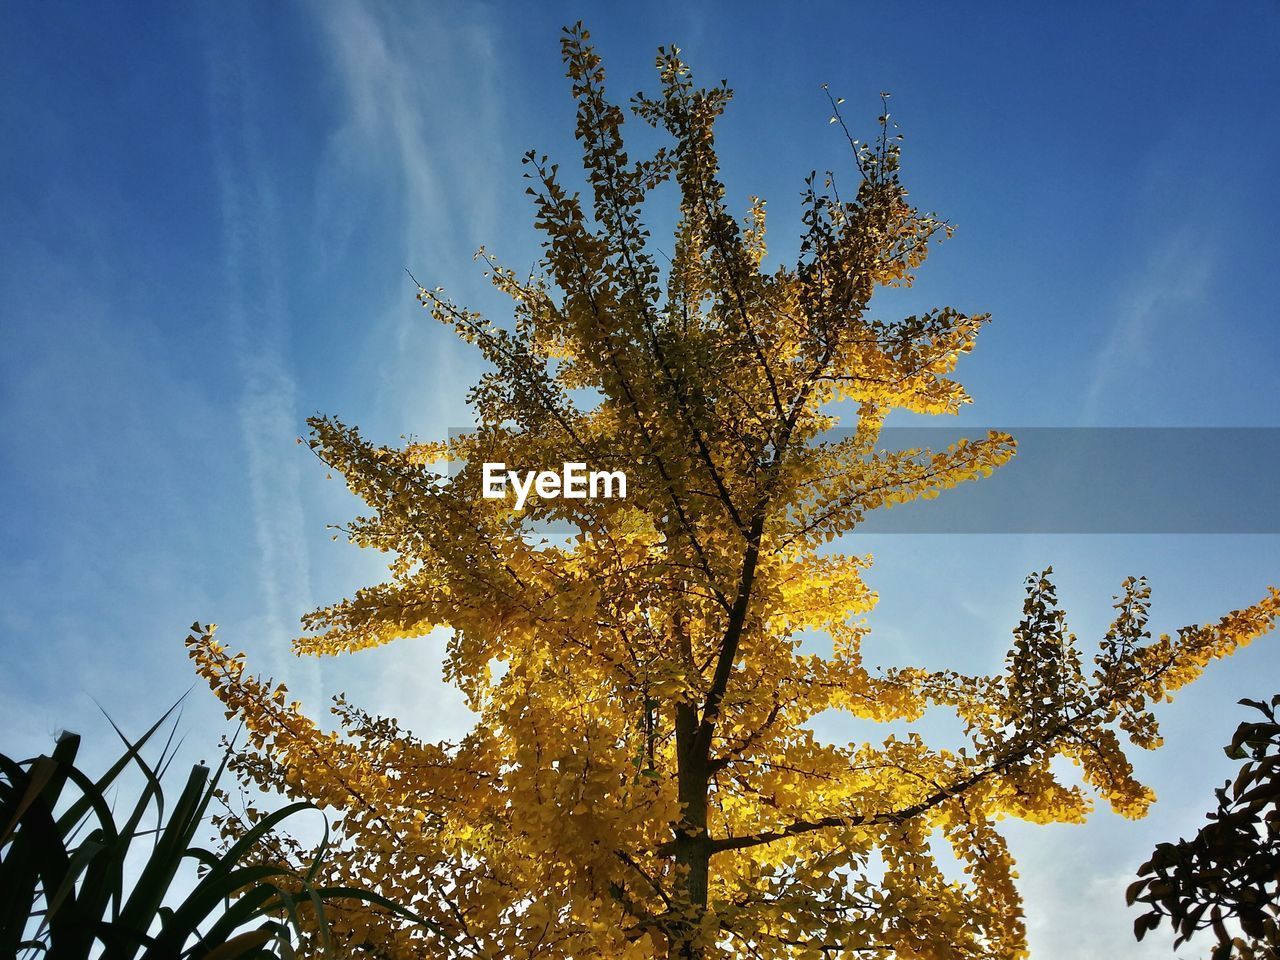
left=1130, top=695, right=1280, bottom=958
left=0, top=704, right=415, bottom=959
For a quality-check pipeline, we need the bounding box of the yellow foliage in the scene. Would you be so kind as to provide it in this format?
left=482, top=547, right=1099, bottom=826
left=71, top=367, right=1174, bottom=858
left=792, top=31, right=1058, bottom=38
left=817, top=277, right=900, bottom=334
left=188, top=24, right=1278, bottom=960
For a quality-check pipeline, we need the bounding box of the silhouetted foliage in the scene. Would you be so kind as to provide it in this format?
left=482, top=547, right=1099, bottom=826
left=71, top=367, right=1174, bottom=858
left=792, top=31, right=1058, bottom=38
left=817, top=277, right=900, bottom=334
left=0, top=703, right=421, bottom=959
left=1129, top=695, right=1280, bottom=958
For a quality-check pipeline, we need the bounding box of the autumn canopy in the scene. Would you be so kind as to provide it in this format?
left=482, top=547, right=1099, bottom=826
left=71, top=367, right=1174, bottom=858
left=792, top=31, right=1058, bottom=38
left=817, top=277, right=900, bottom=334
left=189, top=24, right=1279, bottom=960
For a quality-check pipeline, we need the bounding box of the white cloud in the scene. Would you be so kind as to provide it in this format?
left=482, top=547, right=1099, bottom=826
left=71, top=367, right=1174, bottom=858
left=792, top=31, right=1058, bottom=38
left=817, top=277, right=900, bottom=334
left=313, top=3, right=506, bottom=429
left=294, top=6, right=519, bottom=743
left=203, top=11, right=319, bottom=706
left=1082, top=225, right=1214, bottom=423
left=1022, top=862, right=1178, bottom=959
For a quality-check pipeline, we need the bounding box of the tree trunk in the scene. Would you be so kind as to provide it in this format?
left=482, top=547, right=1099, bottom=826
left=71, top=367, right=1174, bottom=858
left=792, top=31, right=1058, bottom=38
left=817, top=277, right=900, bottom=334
left=671, top=700, right=711, bottom=959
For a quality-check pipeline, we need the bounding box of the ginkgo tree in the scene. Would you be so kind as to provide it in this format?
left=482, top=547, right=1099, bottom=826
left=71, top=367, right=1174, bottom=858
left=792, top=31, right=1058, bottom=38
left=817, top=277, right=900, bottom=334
left=189, top=24, right=1280, bottom=960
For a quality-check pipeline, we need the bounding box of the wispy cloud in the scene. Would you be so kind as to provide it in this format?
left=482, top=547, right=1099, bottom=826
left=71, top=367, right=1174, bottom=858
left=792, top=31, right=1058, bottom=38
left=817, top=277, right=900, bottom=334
left=203, top=11, right=318, bottom=704
left=303, top=5, right=510, bottom=742
left=314, top=4, right=504, bottom=428
left=1082, top=225, right=1215, bottom=423
left=1021, top=861, right=1176, bottom=959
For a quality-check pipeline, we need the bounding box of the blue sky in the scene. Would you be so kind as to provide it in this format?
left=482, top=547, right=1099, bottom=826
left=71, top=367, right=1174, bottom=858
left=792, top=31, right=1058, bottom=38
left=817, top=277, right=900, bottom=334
left=2, top=3, right=1278, bottom=956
